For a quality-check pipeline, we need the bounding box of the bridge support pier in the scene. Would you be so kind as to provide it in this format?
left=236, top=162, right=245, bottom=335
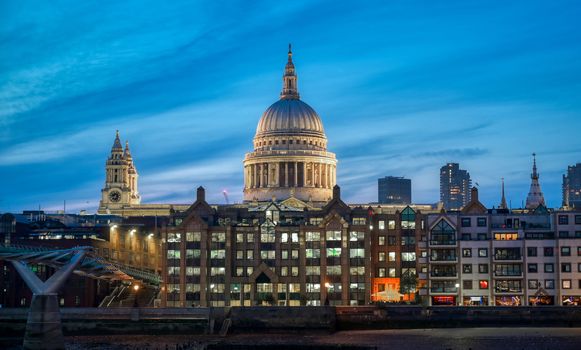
left=10, top=250, right=86, bottom=350
left=24, top=293, right=64, bottom=350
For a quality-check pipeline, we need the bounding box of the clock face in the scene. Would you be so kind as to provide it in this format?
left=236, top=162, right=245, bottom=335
left=108, top=191, right=121, bottom=202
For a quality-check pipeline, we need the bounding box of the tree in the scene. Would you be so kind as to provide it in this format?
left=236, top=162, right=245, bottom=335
left=399, top=269, right=418, bottom=303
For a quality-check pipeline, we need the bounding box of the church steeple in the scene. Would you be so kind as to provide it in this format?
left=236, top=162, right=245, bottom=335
left=280, top=43, right=299, bottom=100
left=526, top=153, right=546, bottom=209
left=124, top=140, right=132, bottom=160
left=499, top=177, right=508, bottom=209
left=111, top=130, right=123, bottom=153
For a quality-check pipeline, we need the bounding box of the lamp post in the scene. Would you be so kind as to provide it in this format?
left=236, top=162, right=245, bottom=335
left=455, top=283, right=460, bottom=306
left=133, top=284, right=140, bottom=307
left=324, top=282, right=331, bottom=306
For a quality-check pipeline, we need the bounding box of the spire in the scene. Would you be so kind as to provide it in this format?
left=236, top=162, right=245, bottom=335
left=499, top=177, right=508, bottom=209
left=280, top=43, right=299, bottom=100
left=111, top=130, right=123, bottom=152
left=526, top=152, right=545, bottom=209
left=531, top=152, right=538, bottom=179
left=123, top=140, right=132, bottom=159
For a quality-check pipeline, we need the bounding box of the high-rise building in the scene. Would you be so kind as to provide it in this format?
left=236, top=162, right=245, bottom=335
left=563, top=163, right=581, bottom=208
left=440, top=163, right=471, bottom=210
left=378, top=176, right=411, bottom=204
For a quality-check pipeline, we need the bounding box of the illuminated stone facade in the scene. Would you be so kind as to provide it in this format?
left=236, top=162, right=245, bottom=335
left=243, top=46, right=337, bottom=204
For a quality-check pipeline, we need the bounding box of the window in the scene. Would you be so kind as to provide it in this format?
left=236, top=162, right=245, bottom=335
left=236, top=233, right=244, bottom=243
left=558, top=215, right=569, bottom=225
left=463, top=264, right=472, bottom=273
left=563, top=280, right=572, bottom=289
left=291, top=232, right=299, bottom=243
left=528, top=280, right=538, bottom=289
left=350, top=248, right=364, bottom=258
left=327, top=265, right=341, bottom=275
left=210, top=267, right=225, bottom=276
left=463, top=280, right=473, bottom=289
left=494, top=248, right=521, bottom=260
left=282, top=250, right=288, bottom=259
left=461, top=218, right=471, bottom=227
left=478, top=264, right=488, bottom=274
left=186, top=232, right=201, bottom=242
left=349, top=231, right=364, bottom=242
left=562, top=263, right=572, bottom=273
left=388, top=236, right=397, bottom=246
left=326, top=248, right=341, bottom=257
left=462, top=233, right=471, bottom=240
left=378, top=268, right=386, bottom=277
left=378, top=220, right=385, bottom=230
left=291, top=250, right=299, bottom=259
left=402, top=252, right=416, bottom=261
left=246, top=233, right=254, bottom=243
left=388, top=268, right=396, bottom=277
left=352, top=217, right=366, bottom=225
left=477, top=218, right=487, bottom=227
left=350, top=267, right=365, bottom=276
left=388, top=251, right=396, bottom=262
left=378, top=236, right=385, bottom=246
left=578, top=247, right=581, bottom=256
left=306, top=248, right=320, bottom=258
left=378, top=252, right=386, bottom=262
left=326, top=231, right=341, bottom=241
left=462, top=248, right=472, bottom=257
left=167, top=250, right=181, bottom=259
left=544, top=263, right=554, bottom=273
left=575, top=215, right=581, bottom=225
left=478, top=248, right=488, bottom=257
left=291, top=267, right=299, bottom=276
left=479, top=280, right=489, bottom=289
left=211, top=232, right=225, bottom=242
left=210, top=250, right=225, bottom=259
left=561, top=247, right=571, bottom=256
left=236, top=250, right=243, bottom=260
left=544, top=247, right=554, bottom=257
left=478, top=233, right=487, bottom=240
left=247, top=250, right=254, bottom=259
left=306, top=266, right=320, bottom=275
left=280, top=267, right=288, bottom=276
left=527, top=247, right=537, bottom=257
left=306, top=232, right=320, bottom=242
left=528, top=263, right=538, bottom=273
left=260, top=250, right=276, bottom=259
left=281, top=233, right=289, bottom=243
left=559, top=231, right=570, bottom=238
left=544, top=280, right=555, bottom=289
left=388, top=220, right=396, bottom=230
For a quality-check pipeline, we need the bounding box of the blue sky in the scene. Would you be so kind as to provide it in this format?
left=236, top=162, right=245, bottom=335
left=1, top=0, right=581, bottom=212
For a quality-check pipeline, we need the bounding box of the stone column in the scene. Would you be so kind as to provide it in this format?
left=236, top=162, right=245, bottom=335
left=254, top=164, right=258, bottom=188
left=284, top=162, right=289, bottom=187
left=294, top=162, right=298, bottom=187
left=310, top=163, right=315, bottom=187
left=302, top=162, right=307, bottom=187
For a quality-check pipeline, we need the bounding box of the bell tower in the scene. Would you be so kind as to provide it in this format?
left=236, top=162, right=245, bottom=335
left=98, top=131, right=141, bottom=214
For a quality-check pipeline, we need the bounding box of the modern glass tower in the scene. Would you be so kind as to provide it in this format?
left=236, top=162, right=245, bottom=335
left=440, top=163, right=471, bottom=210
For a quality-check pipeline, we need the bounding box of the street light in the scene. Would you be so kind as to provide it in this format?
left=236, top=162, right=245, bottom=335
left=324, top=282, right=331, bottom=306
left=455, top=283, right=460, bottom=306
left=133, top=284, right=140, bottom=307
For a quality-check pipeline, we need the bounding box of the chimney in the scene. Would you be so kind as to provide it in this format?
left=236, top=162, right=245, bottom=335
left=333, top=185, right=341, bottom=200
left=196, top=186, right=206, bottom=202
left=471, top=187, right=478, bottom=202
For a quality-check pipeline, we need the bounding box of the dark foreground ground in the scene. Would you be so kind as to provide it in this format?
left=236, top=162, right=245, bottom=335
left=3, top=328, right=581, bottom=349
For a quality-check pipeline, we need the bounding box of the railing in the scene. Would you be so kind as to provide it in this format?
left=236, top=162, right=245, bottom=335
left=430, top=272, right=458, bottom=278
left=430, top=256, right=457, bottom=262
left=429, top=240, right=457, bottom=246
left=430, top=287, right=458, bottom=293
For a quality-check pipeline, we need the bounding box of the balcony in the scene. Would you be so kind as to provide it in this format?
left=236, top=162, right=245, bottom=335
left=430, top=255, right=458, bottom=263
left=430, top=287, right=458, bottom=294
left=429, top=240, right=457, bottom=247
left=493, top=272, right=523, bottom=278
left=493, top=254, right=522, bottom=261
left=494, top=288, right=523, bottom=294
left=430, top=272, right=458, bottom=279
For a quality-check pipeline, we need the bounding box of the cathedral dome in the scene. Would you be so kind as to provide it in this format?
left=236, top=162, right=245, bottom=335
left=256, top=98, right=325, bottom=137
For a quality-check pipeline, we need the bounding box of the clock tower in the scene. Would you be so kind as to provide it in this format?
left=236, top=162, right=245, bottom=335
left=98, top=131, right=141, bottom=214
